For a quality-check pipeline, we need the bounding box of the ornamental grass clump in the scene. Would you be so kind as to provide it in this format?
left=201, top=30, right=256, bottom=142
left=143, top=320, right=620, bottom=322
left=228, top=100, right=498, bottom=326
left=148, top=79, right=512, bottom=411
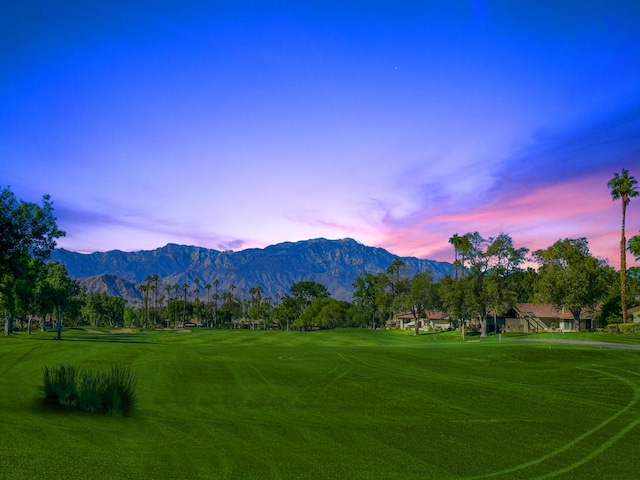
left=43, top=364, right=78, bottom=407
left=43, top=364, right=138, bottom=415
left=104, top=364, right=138, bottom=416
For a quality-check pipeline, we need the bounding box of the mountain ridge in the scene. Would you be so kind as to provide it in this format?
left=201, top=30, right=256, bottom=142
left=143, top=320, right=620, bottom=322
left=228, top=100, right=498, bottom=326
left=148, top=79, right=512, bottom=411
left=52, top=238, right=453, bottom=302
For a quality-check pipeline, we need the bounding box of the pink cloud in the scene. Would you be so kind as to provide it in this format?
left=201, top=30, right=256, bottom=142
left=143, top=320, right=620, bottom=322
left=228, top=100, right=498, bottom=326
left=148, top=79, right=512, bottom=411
left=373, top=173, right=634, bottom=269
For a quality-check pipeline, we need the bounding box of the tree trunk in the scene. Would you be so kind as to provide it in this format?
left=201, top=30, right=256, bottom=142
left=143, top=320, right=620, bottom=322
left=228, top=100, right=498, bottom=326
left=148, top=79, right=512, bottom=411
left=480, top=316, right=487, bottom=338
left=56, top=309, right=62, bottom=340
left=572, top=310, right=581, bottom=332
left=460, top=320, right=465, bottom=340
left=3, top=311, right=11, bottom=336
left=27, top=315, right=32, bottom=335
left=414, top=315, right=420, bottom=336
left=622, top=201, right=628, bottom=323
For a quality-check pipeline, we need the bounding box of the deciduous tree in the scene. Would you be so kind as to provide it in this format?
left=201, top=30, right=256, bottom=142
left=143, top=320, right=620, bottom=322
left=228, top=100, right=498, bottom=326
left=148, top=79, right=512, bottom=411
left=1, top=187, right=64, bottom=335
left=40, top=262, right=82, bottom=339
left=440, top=232, right=527, bottom=337
left=352, top=273, right=385, bottom=329
left=399, top=271, right=437, bottom=336
left=534, top=238, right=607, bottom=330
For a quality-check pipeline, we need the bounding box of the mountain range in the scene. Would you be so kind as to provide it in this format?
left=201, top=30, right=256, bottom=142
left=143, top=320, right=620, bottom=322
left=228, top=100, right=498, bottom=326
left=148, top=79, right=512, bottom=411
left=50, top=238, right=453, bottom=303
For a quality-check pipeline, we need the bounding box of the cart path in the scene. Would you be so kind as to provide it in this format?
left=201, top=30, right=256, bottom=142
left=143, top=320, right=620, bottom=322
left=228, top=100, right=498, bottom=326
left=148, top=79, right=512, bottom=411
left=519, top=338, right=640, bottom=350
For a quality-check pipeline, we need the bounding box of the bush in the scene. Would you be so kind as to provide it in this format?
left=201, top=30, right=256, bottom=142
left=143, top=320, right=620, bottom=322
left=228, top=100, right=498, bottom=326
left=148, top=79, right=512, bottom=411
left=43, top=364, right=138, bottom=415
left=618, top=323, right=640, bottom=335
left=43, top=364, right=78, bottom=407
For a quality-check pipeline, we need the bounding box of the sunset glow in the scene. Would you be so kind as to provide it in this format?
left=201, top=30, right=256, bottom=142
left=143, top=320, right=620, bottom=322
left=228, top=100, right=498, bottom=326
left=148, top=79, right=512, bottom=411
left=2, top=2, right=639, bottom=268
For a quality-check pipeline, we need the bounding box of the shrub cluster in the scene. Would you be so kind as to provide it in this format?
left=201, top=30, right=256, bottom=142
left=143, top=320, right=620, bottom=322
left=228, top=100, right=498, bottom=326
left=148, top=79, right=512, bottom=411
left=43, top=364, right=137, bottom=415
left=617, top=323, right=640, bottom=335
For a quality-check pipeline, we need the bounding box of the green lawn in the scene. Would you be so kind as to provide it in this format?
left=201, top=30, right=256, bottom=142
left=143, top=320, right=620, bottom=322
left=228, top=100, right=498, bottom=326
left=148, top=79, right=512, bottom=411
left=2, top=328, right=640, bottom=479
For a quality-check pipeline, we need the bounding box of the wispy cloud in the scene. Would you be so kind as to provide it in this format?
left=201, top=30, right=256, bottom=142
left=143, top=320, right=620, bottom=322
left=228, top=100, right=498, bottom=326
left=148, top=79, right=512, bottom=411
left=366, top=107, right=640, bottom=266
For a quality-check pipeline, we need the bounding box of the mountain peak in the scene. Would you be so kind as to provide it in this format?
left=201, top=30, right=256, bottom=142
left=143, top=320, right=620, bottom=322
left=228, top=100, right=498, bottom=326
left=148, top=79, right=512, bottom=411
left=52, top=238, right=452, bottom=302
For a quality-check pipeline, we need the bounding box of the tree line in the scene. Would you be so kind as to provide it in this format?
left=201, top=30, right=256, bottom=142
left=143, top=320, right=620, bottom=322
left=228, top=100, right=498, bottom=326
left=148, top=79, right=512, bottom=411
left=2, top=168, right=639, bottom=336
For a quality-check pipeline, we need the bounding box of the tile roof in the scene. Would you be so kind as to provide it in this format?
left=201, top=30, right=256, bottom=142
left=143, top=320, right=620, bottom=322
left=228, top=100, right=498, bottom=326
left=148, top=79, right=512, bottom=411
left=514, top=303, right=563, bottom=318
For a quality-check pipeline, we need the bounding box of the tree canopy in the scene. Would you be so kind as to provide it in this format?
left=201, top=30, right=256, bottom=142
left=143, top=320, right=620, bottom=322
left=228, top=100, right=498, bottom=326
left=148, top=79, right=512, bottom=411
left=533, top=238, right=607, bottom=328
left=1, top=186, right=65, bottom=335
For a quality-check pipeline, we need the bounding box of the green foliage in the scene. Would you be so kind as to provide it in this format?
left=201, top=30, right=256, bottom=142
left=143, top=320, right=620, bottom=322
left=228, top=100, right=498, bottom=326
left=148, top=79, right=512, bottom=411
left=1, top=186, right=64, bottom=335
left=83, top=292, right=126, bottom=327
left=534, top=238, right=608, bottom=321
left=40, top=262, right=83, bottom=338
left=293, top=297, right=353, bottom=329
left=393, top=270, right=438, bottom=335
left=629, top=233, right=640, bottom=262
left=351, top=272, right=388, bottom=328
left=608, top=169, right=639, bottom=323
left=608, top=168, right=639, bottom=204
left=42, top=363, right=137, bottom=415
left=508, top=267, right=538, bottom=303
left=43, top=364, right=78, bottom=407
left=276, top=281, right=331, bottom=329
left=617, top=323, right=640, bottom=335
left=600, top=294, right=623, bottom=326
left=442, top=232, right=528, bottom=337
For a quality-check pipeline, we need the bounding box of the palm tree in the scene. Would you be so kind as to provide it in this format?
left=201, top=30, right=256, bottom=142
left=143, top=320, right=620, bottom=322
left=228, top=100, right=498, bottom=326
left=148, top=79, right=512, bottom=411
left=140, top=276, right=153, bottom=328
left=213, top=279, right=220, bottom=327
left=449, top=233, right=473, bottom=278
left=449, top=234, right=461, bottom=278
left=158, top=295, right=165, bottom=327
left=193, top=278, right=201, bottom=324
left=182, top=283, right=189, bottom=328
left=229, top=284, right=237, bottom=308
left=205, top=283, right=212, bottom=327
left=608, top=169, right=639, bottom=323
left=172, top=284, right=180, bottom=328
left=165, top=284, right=173, bottom=327
left=152, top=275, right=159, bottom=325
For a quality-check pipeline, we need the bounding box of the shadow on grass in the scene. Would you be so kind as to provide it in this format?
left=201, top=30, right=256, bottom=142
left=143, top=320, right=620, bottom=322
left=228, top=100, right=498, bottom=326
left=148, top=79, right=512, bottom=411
left=29, top=387, right=86, bottom=416
left=32, top=334, right=154, bottom=344
left=30, top=396, right=137, bottom=418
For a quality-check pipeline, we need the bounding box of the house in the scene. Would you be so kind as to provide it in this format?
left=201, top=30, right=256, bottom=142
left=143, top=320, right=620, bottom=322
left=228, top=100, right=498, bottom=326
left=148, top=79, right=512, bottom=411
left=184, top=318, right=203, bottom=328
left=503, top=303, right=599, bottom=332
left=393, top=312, right=423, bottom=331
left=390, top=310, right=450, bottom=331
left=425, top=310, right=451, bottom=330
left=627, top=305, right=640, bottom=323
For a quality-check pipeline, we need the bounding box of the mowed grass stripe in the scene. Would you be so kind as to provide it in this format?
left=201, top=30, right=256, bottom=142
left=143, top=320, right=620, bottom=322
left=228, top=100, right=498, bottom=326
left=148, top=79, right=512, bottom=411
left=2, top=329, right=640, bottom=479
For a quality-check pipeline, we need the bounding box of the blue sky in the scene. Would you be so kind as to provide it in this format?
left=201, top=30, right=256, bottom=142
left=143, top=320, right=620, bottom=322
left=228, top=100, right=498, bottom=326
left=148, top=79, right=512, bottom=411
left=1, top=1, right=639, bottom=267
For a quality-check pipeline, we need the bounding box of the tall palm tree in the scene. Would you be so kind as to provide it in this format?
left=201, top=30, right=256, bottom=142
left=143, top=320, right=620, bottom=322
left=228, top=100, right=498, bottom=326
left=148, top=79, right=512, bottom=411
left=449, top=233, right=473, bottom=278
left=165, top=284, right=173, bottom=327
left=173, top=284, right=180, bottom=328
left=152, top=275, right=159, bottom=325
left=182, top=283, right=189, bottom=328
left=449, top=234, right=461, bottom=278
left=608, top=169, right=639, bottom=323
left=205, top=283, right=212, bottom=327
left=193, top=278, right=201, bottom=324
left=141, top=276, right=153, bottom=328
left=213, top=279, right=220, bottom=327
left=229, top=284, right=237, bottom=308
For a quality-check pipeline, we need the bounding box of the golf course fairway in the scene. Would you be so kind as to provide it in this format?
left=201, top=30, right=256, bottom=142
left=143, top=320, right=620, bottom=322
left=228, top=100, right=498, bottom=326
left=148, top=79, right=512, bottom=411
left=2, top=328, right=639, bottom=479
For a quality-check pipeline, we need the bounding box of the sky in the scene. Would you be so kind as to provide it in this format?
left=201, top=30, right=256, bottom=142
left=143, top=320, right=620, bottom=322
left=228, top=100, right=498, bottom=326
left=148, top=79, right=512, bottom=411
left=1, top=1, right=639, bottom=268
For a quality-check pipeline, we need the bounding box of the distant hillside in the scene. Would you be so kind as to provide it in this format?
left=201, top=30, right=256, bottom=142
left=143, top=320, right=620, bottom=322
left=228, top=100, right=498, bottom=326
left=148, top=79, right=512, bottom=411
left=51, top=238, right=453, bottom=302
left=77, top=274, right=143, bottom=303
